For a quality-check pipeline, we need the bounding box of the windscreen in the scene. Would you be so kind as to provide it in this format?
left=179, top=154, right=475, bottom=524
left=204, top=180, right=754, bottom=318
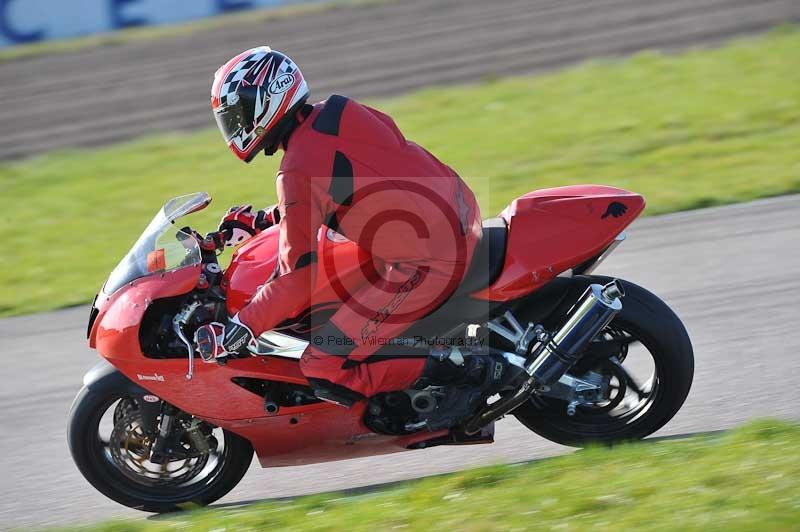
left=103, top=192, right=211, bottom=295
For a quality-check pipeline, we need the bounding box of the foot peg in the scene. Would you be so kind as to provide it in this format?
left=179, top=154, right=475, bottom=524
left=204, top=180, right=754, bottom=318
left=306, top=378, right=364, bottom=408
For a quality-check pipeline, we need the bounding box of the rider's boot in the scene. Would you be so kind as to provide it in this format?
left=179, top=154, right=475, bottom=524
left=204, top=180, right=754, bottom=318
left=411, top=348, right=514, bottom=431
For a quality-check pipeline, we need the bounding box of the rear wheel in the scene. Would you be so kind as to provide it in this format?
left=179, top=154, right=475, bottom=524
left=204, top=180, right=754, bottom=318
left=512, top=276, right=694, bottom=446
left=68, top=370, right=252, bottom=513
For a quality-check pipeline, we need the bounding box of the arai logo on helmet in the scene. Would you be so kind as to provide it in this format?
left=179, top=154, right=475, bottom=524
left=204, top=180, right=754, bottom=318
left=269, top=73, right=295, bottom=95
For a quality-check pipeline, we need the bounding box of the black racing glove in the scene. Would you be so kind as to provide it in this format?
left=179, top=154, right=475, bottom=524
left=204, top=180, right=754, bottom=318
left=194, top=314, right=255, bottom=363
left=221, top=314, right=256, bottom=355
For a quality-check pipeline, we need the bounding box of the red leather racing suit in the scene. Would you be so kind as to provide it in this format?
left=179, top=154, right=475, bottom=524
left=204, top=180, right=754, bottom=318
left=237, top=95, right=482, bottom=399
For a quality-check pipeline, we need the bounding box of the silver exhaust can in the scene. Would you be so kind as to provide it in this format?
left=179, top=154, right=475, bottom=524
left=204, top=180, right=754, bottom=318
left=463, top=280, right=625, bottom=435
left=526, top=280, right=624, bottom=388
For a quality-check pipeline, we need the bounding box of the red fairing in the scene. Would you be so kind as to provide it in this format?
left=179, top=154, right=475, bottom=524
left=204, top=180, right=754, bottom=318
left=223, top=224, right=373, bottom=322
left=89, top=265, right=202, bottom=350
left=472, top=185, right=645, bottom=301
left=90, top=265, right=309, bottom=421
left=205, top=403, right=448, bottom=467
left=87, top=183, right=644, bottom=468
left=90, top=264, right=448, bottom=465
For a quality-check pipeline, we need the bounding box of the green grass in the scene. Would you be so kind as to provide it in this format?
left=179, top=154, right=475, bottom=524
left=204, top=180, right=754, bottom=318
left=1, top=27, right=799, bottom=317
left=66, top=419, right=800, bottom=531
left=0, top=0, right=389, bottom=64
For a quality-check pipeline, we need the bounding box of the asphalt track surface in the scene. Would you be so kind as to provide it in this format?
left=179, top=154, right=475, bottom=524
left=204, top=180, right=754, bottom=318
left=1, top=0, right=799, bottom=160
left=2, top=1, right=800, bottom=528
left=1, top=195, right=799, bottom=528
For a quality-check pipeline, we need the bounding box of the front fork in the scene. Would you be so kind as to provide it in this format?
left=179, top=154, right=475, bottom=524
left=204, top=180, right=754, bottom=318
left=146, top=403, right=212, bottom=464
left=147, top=404, right=177, bottom=464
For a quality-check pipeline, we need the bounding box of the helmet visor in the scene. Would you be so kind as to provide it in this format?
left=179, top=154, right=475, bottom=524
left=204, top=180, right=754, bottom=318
left=214, top=103, right=248, bottom=142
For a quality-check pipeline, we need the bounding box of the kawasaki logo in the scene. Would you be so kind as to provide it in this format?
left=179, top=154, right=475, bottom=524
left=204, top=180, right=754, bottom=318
left=137, top=373, right=165, bottom=382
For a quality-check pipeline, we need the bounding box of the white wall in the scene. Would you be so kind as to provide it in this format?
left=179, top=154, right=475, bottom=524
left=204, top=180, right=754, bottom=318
left=0, top=0, right=315, bottom=48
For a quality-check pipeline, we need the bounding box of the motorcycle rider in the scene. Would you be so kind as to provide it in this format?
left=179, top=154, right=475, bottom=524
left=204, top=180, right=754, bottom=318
left=200, top=46, right=507, bottom=430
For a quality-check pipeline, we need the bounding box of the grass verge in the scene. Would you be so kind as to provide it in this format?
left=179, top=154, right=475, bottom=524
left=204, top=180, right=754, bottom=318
left=68, top=419, right=800, bottom=531
left=1, top=27, right=799, bottom=316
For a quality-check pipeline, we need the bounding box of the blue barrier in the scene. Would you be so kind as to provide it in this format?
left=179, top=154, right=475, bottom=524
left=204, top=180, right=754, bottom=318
left=0, top=0, right=316, bottom=48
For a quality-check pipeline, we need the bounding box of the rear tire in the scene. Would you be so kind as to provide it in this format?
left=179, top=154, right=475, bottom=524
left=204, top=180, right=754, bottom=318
left=68, top=370, right=253, bottom=513
left=512, top=275, right=694, bottom=447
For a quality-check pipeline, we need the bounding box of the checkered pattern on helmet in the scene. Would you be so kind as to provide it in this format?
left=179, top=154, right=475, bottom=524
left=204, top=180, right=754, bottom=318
left=219, top=51, right=269, bottom=107
left=281, top=57, right=296, bottom=75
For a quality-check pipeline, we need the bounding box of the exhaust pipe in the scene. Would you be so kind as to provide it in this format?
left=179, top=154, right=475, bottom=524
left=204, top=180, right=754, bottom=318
left=464, top=280, right=624, bottom=434
left=525, top=280, right=624, bottom=387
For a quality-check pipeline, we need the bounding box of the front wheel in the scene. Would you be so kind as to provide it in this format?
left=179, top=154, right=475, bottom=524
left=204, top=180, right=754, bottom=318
left=513, top=275, right=694, bottom=447
left=68, top=369, right=253, bottom=513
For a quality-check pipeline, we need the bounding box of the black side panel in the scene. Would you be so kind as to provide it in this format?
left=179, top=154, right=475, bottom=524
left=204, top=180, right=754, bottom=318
left=329, top=151, right=354, bottom=205
left=398, top=294, right=512, bottom=340
left=455, top=217, right=508, bottom=295
left=294, top=251, right=318, bottom=269
left=312, top=94, right=349, bottom=136
left=400, top=276, right=580, bottom=342
left=324, top=212, right=341, bottom=233
left=231, top=377, right=321, bottom=406
left=87, top=295, right=99, bottom=339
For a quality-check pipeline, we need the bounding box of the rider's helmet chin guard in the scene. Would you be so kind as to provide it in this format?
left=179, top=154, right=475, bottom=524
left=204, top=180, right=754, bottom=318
left=211, top=46, right=310, bottom=163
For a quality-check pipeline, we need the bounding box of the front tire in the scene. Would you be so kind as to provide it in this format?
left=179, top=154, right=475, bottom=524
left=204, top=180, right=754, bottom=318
left=68, top=369, right=253, bottom=513
left=513, top=275, right=694, bottom=447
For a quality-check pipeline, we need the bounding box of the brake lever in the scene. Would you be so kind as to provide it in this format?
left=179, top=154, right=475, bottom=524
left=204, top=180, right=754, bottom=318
left=173, top=318, right=194, bottom=381
left=173, top=300, right=202, bottom=380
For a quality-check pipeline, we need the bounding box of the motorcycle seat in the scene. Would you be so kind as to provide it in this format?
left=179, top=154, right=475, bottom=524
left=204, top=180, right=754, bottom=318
left=455, top=217, right=508, bottom=295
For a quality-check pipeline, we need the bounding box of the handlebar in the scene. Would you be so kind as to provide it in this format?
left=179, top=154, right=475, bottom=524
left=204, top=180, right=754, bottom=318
left=177, top=227, right=226, bottom=253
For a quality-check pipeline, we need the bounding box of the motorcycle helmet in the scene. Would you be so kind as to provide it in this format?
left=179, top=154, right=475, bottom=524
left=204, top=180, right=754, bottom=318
left=211, top=46, right=309, bottom=162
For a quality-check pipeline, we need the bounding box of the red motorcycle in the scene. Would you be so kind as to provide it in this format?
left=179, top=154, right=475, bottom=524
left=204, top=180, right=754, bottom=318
left=69, top=186, right=694, bottom=512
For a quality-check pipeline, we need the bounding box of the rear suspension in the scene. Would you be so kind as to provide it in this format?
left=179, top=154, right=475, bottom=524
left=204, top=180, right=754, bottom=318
left=464, top=280, right=625, bottom=434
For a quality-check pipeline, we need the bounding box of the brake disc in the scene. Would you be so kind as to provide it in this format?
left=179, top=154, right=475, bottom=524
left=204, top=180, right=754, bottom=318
left=108, top=410, right=209, bottom=487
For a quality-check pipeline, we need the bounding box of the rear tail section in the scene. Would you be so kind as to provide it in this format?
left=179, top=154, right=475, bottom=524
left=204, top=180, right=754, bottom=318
left=471, top=185, right=644, bottom=301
